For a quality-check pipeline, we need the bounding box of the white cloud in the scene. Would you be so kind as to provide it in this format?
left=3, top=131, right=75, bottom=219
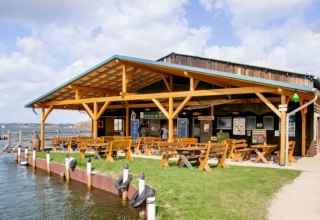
left=0, top=0, right=214, bottom=123
left=203, top=0, right=320, bottom=76
left=198, top=0, right=215, bottom=11
left=215, top=0, right=313, bottom=26
left=1, top=0, right=320, bottom=124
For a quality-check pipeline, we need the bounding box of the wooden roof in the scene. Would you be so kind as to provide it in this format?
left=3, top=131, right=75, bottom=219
left=25, top=54, right=316, bottom=109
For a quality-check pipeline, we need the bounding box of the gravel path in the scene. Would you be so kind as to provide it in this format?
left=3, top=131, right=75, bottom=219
left=268, top=155, right=320, bottom=220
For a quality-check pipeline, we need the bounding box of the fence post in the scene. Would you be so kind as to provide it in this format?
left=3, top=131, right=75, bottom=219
left=2, top=131, right=11, bottom=152
left=18, top=130, right=23, bottom=148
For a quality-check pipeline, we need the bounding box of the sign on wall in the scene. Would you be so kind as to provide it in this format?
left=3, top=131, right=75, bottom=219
left=289, top=115, right=295, bottom=137
left=252, top=129, right=267, bottom=144
left=233, top=117, right=246, bottom=135
left=130, top=120, right=139, bottom=140
left=177, top=118, right=189, bottom=138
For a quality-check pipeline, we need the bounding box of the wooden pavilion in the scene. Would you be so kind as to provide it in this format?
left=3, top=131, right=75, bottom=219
left=25, top=54, right=320, bottom=166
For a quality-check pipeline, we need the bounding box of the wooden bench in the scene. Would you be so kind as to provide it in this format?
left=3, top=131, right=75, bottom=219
left=177, top=138, right=198, bottom=147
left=158, top=142, right=183, bottom=167
left=198, top=142, right=228, bottom=172
left=105, top=139, right=133, bottom=162
left=275, top=141, right=296, bottom=163
left=228, top=139, right=253, bottom=162
left=222, top=139, right=236, bottom=158
left=132, top=137, right=142, bottom=155
left=77, top=138, right=104, bottom=159
left=51, top=137, right=77, bottom=152
left=140, top=137, right=161, bottom=155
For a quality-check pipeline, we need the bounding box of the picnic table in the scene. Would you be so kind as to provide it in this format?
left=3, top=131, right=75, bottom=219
left=85, top=142, right=110, bottom=160
left=51, top=137, right=78, bottom=152
left=176, top=146, right=206, bottom=169
left=250, top=144, right=277, bottom=163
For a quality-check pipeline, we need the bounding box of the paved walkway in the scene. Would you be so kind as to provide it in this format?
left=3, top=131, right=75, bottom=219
left=268, top=154, right=320, bottom=220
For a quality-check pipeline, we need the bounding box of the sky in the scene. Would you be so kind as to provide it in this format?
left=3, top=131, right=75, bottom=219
left=0, top=0, right=320, bottom=123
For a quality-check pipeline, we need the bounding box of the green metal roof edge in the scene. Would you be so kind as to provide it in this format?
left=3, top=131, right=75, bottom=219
left=25, top=54, right=314, bottom=107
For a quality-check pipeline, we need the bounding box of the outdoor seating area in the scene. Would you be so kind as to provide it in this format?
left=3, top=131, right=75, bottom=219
left=49, top=135, right=295, bottom=171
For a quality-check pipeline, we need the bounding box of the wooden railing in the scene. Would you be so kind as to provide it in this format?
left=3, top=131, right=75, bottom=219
left=1, top=129, right=92, bottom=152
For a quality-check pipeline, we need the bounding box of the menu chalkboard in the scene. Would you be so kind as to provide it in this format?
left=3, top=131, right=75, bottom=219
left=177, top=118, right=189, bottom=138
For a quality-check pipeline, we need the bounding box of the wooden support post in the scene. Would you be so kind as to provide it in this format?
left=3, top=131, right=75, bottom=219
left=255, top=92, right=281, bottom=117
left=161, top=75, right=172, bottom=92
left=41, top=106, right=53, bottom=150
left=93, top=102, right=98, bottom=139
left=190, top=77, right=194, bottom=92
left=211, top=105, right=214, bottom=116
left=168, top=97, right=174, bottom=142
left=169, top=77, right=173, bottom=92
left=122, top=64, right=127, bottom=94
left=83, top=101, right=110, bottom=138
left=126, top=106, right=130, bottom=136
left=41, top=110, right=45, bottom=151
left=300, top=101, right=306, bottom=156
left=280, top=95, right=287, bottom=166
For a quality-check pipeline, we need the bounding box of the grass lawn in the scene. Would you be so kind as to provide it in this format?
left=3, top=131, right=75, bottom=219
left=37, top=152, right=300, bottom=220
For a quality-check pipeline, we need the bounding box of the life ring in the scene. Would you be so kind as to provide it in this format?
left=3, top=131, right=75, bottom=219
left=130, top=185, right=150, bottom=208
left=115, top=174, right=132, bottom=190
left=98, top=120, right=104, bottom=129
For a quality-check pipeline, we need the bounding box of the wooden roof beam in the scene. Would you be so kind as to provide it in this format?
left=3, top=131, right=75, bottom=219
left=255, top=92, right=281, bottom=117
left=68, top=85, right=119, bottom=96
left=41, top=86, right=279, bottom=106
left=162, top=75, right=172, bottom=92
left=36, top=96, right=282, bottom=109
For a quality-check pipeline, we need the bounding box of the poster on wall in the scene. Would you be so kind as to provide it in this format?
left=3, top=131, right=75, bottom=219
left=130, top=120, right=139, bottom=140
left=252, top=129, right=267, bottom=144
left=177, top=118, right=189, bottom=138
left=233, top=117, right=246, bottom=135
left=289, top=115, right=295, bottom=137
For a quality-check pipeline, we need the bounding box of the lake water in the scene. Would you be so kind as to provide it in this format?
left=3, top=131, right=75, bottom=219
left=0, top=140, right=138, bottom=219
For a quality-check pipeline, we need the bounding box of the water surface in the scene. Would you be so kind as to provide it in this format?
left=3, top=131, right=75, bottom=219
left=0, top=143, right=137, bottom=220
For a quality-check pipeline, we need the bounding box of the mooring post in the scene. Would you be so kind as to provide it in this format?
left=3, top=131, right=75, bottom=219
left=18, top=130, right=23, bottom=148
left=87, top=158, right=92, bottom=189
left=46, top=151, right=51, bottom=175
left=65, top=154, right=70, bottom=183
left=3, top=130, right=11, bottom=152
left=138, top=173, right=146, bottom=218
left=32, top=150, right=36, bottom=171
left=24, top=148, right=28, bottom=165
left=147, top=188, right=156, bottom=220
left=17, top=146, right=21, bottom=163
left=122, top=164, right=129, bottom=200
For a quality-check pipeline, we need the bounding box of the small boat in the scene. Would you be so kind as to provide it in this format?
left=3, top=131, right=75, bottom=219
left=20, top=160, right=28, bottom=166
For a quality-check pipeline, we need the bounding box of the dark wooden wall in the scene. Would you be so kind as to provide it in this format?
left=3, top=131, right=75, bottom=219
left=159, top=53, right=314, bottom=87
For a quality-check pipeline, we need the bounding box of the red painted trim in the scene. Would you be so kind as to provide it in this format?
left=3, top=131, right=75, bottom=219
left=21, top=154, right=136, bottom=199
